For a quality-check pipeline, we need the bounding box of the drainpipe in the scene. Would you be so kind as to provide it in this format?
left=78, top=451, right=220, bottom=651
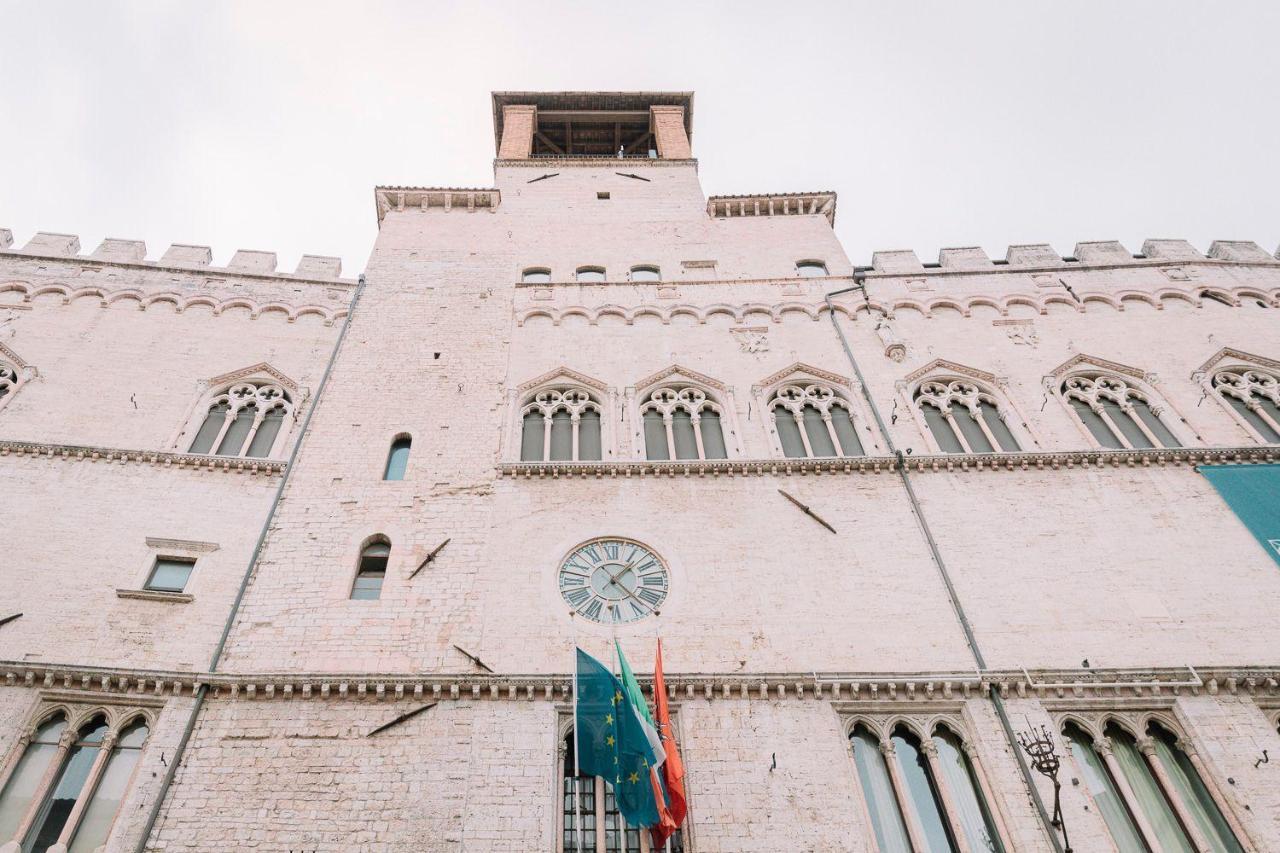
left=132, top=273, right=368, bottom=853
left=824, top=274, right=1064, bottom=853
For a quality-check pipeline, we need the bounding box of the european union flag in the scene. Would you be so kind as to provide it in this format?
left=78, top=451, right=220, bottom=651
left=574, top=647, right=663, bottom=827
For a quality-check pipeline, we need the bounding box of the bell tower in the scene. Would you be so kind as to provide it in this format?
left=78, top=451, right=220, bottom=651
left=492, top=91, right=694, bottom=160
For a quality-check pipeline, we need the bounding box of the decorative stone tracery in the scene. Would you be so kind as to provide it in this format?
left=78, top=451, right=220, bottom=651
left=175, top=363, right=303, bottom=460
left=1195, top=347, right=1280, bottom=445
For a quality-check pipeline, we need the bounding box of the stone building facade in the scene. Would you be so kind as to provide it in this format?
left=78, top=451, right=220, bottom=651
left=1, top=91, right=1279, bottom=852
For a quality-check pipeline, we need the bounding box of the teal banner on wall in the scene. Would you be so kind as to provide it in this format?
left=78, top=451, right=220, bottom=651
left=1199, top=464, right=1280, bottom=569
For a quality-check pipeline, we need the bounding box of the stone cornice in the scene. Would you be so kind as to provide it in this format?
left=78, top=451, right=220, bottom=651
left=497, top=446, right=1277, bottom=478
left=494, top=158, right=697, bottom=169
left=0, top=438, right=286, bottom=474
left=373, top=186, right=501, bottom=225
left=708, top=192, right=837, bottom=227
left=3, top=660, right=1276, bottom=704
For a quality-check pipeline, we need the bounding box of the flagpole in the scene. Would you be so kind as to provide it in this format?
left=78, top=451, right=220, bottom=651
left=572, top=643, right=584, bottom=853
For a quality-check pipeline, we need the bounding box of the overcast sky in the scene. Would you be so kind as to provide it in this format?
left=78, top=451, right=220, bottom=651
left=3, top=1, right=1278, bottom=275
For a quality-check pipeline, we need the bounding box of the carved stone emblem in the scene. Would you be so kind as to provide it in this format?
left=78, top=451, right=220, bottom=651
left=730, top=325, right=769, bottom=354
left=993, top=318, right=1038, bottom=346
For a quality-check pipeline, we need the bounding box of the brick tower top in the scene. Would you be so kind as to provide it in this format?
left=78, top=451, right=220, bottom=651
left=491, top=91, right=695, bottom=160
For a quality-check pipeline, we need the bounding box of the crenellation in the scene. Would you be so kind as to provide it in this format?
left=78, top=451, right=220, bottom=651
left=1005, top=243, right=1064, bottom=266
left=90, top=237, right=147, bottom=262
left=227, top=248, right=278, bottom=273
left=1141, top=238, right=1204, bottom=260
left=1208, top=239, right=1272, bottom=262
left=158, top=242, right=212, bottom=267
left=0, top=229, right=12, bottom=250
left=871, top=248, right=924, bottom=273
left=20, top=231, right=79, bottom=256
left=294, top=253, right=343, bottom=278
left=1073, top=239, right=1134, bottom=264
left=937, top=246, right=992, bottom=269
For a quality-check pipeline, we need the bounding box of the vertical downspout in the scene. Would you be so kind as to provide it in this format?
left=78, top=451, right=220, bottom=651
left=132, top=273, right=368, bottom=853
left=824, top=275, right=1064, bottom=853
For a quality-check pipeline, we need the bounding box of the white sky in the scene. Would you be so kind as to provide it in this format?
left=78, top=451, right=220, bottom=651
left=3, top=1, right=1279, bottom=275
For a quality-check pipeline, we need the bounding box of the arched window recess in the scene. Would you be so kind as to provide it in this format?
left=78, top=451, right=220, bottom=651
left=1050, top=356, right=1185, bottom=450
left=754, top=362, right=878, bottom=459
left=902, top=360, right=1026, bottom=454
left=179, top=363, right=303, bottom=460
left=631, top=365, right=737, bottom=462
left=512, top=367, right=613, bottom=463
left=1195, top=347, right=1280, bottom=444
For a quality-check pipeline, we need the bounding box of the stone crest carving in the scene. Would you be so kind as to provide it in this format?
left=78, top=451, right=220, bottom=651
left=730, top=325, right=769, bottom=354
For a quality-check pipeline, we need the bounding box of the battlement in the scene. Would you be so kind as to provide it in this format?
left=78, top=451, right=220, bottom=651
left=0, top=229, right=351, bottom=282
left=707, top=192, right=837, bottom=227
left=868, top=238, right=1280, bottom=274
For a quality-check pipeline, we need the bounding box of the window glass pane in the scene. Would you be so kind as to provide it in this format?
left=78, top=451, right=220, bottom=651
left=699, top=410, right=727, bottom=459
left=774, top=406, right=806, bottom=458
left=796, top=262, right=827, bottom=278
left=384, top=438, right=411, bottom=480
left=27, top=721, right=108, bottom=853
left=68, top=722, right=149, bottom=853
left=954, top=406, right=994, bottom=453
left=604, top=783, right=622, bottom=852
left=1149, top=725, right=1242, bottom=853
left=522, top=269, right=551, bottom=283
left=351, top=545, right=388, bottom=600
left=215, top=406, right=255, bottom=456
left=978, top=401, right=1019, bottom=451
left=921, top=401, right=965, bottom=453
left=1063, top=725, right=1148, bottom=852
left=831, top=406, right=864, bottom=457
left=801, top=405, right=837, bottom=457
left=891, top=730, right=956, bottom=852
left=631, top=267, right=661, bottom=282
left=578, top=411, right=602, bottom=461
left=1223, top=393, right=1280, bottom=442
left=549, top=411, right=574, bottom=461
left=187, top=403, right=229, bottom=454
left=576, top=268, right=605, bottom=282
left=521, top=411, right=546, bottom=461
left=0, top=718, right=66, bottom=840
left=1070, top=396, right=1122, bottom=448
left=671, top=410, right=698, bottom=460
left=1258, top=395, right=1280, bottom=440
left=245, top=407, right=285, bottom=458
left=850, top=728, right=912, bottom=853
left=1106, top=725, right=1194, bottom=852
left=1103, top=399, right=1153, bottom=449
left=350, top=576, right=383, bottom=600
left=146, top=558, right=194, bottom=593
left=1131, top=400, right=1181, bottom=448
left=643, top=411, right=669, bottom=461
left=933, top=729, right=1005, bottom=853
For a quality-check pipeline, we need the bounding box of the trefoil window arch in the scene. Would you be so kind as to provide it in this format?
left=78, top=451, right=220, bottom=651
left=769, top=381, right=863, bottom=458
left=914, top=377, right=1020, bottom=454
left=521, top=386, right=604, bottom=462
left=0, top=705, right=153, bottom=853
left=640, top=385, right=728, bottom=461
left=1212, top=366, right=1280, bottom=443
left=848, top=718, right=1006, bottom=852
left=1062, top=373, right=1181, bottom=449
left=1062, top=716, right=1245, bottom=852
left=187, top=376, right=294, bottom=459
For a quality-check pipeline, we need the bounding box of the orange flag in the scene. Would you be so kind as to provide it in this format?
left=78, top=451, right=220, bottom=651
left=650, top=639, right=687, bottom=849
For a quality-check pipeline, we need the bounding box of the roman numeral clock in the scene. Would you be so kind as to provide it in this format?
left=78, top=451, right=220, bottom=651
left=558, top=537, right=669, bottom=624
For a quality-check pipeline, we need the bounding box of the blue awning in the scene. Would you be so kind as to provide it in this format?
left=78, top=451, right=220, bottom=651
left=1199, top=464, right=1280, bottom=569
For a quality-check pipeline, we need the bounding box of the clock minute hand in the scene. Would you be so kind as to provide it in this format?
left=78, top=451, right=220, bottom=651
left=602, top=564, right=647, bottom=606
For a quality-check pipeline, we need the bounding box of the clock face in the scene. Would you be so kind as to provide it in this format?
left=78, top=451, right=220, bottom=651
left=559, top=538, right=669, bottom=624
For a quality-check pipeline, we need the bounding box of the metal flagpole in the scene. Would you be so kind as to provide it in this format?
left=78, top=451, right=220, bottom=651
left=572, top=643, right=585, bottom=853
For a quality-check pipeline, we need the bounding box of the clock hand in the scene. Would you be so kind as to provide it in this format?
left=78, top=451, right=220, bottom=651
left=600, top=565, right=647, bottom=606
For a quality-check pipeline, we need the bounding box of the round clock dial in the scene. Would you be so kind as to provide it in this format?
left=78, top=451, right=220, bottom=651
left=559, top=538, right=669, bottom=624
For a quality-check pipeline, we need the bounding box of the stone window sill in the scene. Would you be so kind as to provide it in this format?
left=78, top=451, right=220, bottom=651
left=116, top=588, right=193, bottom=604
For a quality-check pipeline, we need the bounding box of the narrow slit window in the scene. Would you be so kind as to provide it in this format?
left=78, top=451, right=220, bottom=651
left=351, top=540, right=390, bottom=600
left=383, top=436, right=411, bottom=480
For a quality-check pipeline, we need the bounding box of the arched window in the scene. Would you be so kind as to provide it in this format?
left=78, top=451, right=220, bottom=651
left=796, top=260, right=828, bottom=277
left=187, top=380, right=293, bottom=458
left=522, top=267, right=552, bottom=283
left=914, top=379, right=1020, bottom=453
left=521, top=387, right=603, bottom=462
left=0, top=359, right=18, bottom=400
left=558, top=731, right=683, bottom=853
left=1212, top=366, right=1280, bottom=443
left=350, top=539, right=390, bottom=600
left=0, top=714, right=67, bottom=840
left=25, top=716, right=110, bottom=852
left=640, top=386, right=728, bottom=461
left=1062, top=374, right=1181, bottom=449
left=849, top=722, right=1006, bottom=853
left=576, top=266, right=606, bottom=283
left=384, top=436, right=411, bottom=480
left=66, top=717, right=149, bottom=852
left=1064, top=720, right=1244, bottom=852
left=630, top=265, right=661, bottom=282
left=769, top=382, right=863, bottom=458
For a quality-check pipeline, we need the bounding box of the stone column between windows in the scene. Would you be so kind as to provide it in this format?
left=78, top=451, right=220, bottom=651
left=1136, top=738, right=1213, bottom=852
left=880, top=739, right=930, bottom=853
left=920, top=741, right=974, bottom=853
left=963, top=741, right=1015, bottom=848
left=1096, top=738, right=1163, bottom=852
left=498, top=104, right=536, bottom=159
left=5, top=728, right=77, bottom=848
left=650, top=105, right=691, bottom=159
left=49, top=730, right=119, bottom=852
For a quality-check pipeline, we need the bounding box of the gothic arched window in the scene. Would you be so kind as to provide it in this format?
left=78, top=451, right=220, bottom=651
left=1062, top=374, right=1181, bottom=449
left=521, top=387, right=603, bottom=462
left=914, top=378, right=1020, bottom=453
left=1063, top=719, right=1244, bottom=852
left=1212, top=366, right=1280, bottom=443
left=188, top=380, right=293, bottom=458
left=640, top=386, right=727, bottom=461
left=769, top=382, right=863, bottom=458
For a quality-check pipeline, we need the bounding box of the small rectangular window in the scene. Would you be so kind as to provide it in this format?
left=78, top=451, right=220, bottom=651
left=145, top=557, right=195, bottom=593
left=596, top=191, right=610, bottom=200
